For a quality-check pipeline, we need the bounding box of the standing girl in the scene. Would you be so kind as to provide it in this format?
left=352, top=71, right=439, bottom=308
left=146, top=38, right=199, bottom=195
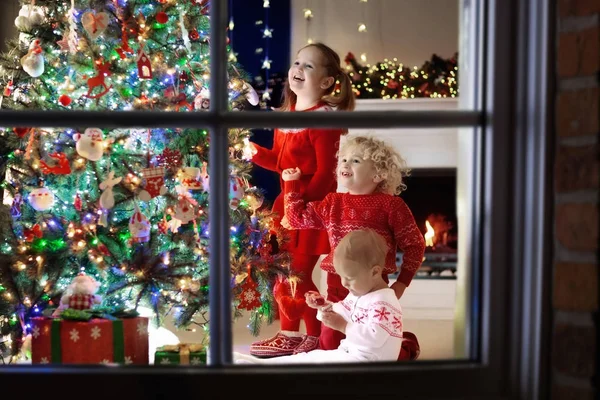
left=246, top=43, right=355, bottom=357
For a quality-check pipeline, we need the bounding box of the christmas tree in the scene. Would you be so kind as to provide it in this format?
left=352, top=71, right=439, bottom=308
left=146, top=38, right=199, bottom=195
left=0, top=0, right=289, bottom=362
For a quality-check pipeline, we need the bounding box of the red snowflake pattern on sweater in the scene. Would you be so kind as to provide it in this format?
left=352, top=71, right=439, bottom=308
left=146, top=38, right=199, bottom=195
left=284, top=181, right=426, bottom=286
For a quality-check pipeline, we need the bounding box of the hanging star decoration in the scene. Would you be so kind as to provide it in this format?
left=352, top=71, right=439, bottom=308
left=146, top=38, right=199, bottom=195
left=263, top=0, right=270, bottom=7
left=303, top=9, right=313, bottom=20
left=262, top=27, right=273, bottom=38
left=261, top=58, right=272, bottom=69
left=57, top=35, right=70, bottom=51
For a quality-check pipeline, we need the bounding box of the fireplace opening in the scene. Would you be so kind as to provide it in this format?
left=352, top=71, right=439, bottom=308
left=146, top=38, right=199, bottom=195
left=395, top=168, right=458, bottom=279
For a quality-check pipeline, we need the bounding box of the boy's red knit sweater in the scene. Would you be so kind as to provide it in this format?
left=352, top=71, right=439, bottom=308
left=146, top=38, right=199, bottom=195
left=284, top=180, right=426, bottom=286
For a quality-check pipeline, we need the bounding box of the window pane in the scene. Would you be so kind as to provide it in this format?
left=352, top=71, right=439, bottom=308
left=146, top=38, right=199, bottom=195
left=229, top=0, right=462, bottom=112
left=233, top=125, right=477, bottom=364
left=0, top=124, right=236, bottom=366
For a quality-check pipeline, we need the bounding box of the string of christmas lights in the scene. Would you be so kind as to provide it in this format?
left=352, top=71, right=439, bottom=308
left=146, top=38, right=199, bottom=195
left=343, top=51, right=459, bottom=99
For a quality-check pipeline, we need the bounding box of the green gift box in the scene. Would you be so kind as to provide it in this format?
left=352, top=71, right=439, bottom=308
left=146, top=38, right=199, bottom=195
left=154, top=343, right=206, bottom=365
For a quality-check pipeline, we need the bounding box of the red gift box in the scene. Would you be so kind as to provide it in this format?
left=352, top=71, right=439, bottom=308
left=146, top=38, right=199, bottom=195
left=30, top=316, right=149, bottom=365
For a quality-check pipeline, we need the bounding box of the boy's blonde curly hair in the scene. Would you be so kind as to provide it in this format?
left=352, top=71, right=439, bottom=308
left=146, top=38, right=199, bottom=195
left=338, top=136, right=410, bottom=195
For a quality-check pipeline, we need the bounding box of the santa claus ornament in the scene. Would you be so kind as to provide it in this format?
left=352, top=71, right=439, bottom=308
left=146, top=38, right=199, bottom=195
left=229, top=176, right=245, bottom=210
left=129, top=204, right=151, bottom=243
left=74, top=128, right=105, bottom=161
left=28, top=186, right=55, bottom=212
left=194, top=89, right=210, bottom=111
left=53, top=273, right=102, bottom=316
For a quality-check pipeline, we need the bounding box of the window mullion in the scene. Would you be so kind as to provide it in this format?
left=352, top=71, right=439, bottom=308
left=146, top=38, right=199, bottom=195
left=208, top=0, right=232, bottom=366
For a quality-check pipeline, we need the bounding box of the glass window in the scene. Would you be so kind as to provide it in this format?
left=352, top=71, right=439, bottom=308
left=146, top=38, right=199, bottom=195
left=0, top=0, right=551, bottom=398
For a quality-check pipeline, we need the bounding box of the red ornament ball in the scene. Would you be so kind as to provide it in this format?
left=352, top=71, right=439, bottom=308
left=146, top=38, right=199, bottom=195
left=189, top=29, right=200, bottom=41
left=156, top=12, right=169, bottom=24
left=59, top=94, right=72, bottom=106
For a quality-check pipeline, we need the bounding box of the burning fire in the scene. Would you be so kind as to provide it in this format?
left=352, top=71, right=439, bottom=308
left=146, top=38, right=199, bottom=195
left=424, top=220, right=435, bottom=247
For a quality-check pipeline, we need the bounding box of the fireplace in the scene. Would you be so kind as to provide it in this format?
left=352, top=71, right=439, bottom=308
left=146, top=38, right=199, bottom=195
left=395, top=168, right=457, bottom=279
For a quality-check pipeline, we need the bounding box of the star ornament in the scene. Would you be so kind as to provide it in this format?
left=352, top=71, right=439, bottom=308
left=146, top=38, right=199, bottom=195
left=261, top=58, right=272, bottom=70
left=57, top=36, right=70, bottom=51
left=263, top=0, right=270, bottom=7
left=263, top=27, right=273, bottom=38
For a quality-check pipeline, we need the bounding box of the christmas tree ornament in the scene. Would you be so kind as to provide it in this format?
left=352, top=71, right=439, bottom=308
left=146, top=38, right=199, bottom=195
left=158, top=215, right=169, bottom=235
left=238, top=274, right=261, bottom=311
left=129, top=204, right=151, bottom=243
left=20, top=39, right=44, bottom=78
left=155, top=12, right=169, bottom=24
left=10, top=194, right=23, bottom=218
left=137, top=46, right=153, bottom=79
left=99, top=171, right=122, bottom=209
left=165, top=86, right=193, bottom=111
left=200, top=162, right=210, bottom=193
left=13, top=127, right=31, bottom=138
left=3, top=80, right=14, bottom=96
left=243, top=82, right=259, bottom=106
left=58, top=94, right=72, bottom=106
left=189, top=28, right=200, bottom=41
left=194, top=88, right=210, bottom=110
left=138, top=167, right=167, bottom=201
left=39, top=152, right=71, bottom=175
left=156, top=148, right=183, bottom=170
left=28, top=186, right=55, bottom=212
left=14, top=5, right=45, bottom=31
left=81, top=11, right=109, bottom=40
left=177, top=167, right=202, bottom=190
left=74, top=193, right=82, bottom=211
left=23, top=224, right=43, bottom=242
left=229, top=176, right=245, bottom=210
left=54, top=273, right=102, bottom=316
left=83, top=59, right=113, bottom=99
left=169, top=185, right=197, bottom=232
left=74, top=128, right=105, bottom=161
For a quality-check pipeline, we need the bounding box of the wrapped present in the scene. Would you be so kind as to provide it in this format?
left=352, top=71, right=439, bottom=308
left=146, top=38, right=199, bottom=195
left=30, top=315, right=149, bottom=365
left=154, top=343, right=206, bottom=365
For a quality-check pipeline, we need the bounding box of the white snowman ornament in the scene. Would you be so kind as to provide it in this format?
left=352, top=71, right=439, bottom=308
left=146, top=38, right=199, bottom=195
left=28, top=187, right=54, bottom=211
left=129, top=204, right=150, bottom=243
left=14, top=5, right=45, bottom=31
left=74, top=128, right=105, bottom=161
left=20, top=39, right=44, bottom=78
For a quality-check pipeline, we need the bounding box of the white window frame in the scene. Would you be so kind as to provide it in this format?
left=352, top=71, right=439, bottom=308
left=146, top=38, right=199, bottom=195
left=0, top=0, right=552, bottom=398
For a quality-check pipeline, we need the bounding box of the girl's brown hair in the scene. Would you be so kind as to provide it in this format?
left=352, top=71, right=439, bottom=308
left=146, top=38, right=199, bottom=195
left=280, top=43, right=355, bottom=112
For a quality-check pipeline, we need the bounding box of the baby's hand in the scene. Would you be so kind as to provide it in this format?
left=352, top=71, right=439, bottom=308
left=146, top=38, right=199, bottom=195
left=305, top=290, right=329, bottom=309
left=282, top=167, right=301, bottom=181
left=321, top=310, right=346, bottom=333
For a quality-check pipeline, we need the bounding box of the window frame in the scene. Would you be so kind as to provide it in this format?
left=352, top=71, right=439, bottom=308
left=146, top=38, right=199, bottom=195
left=0, top=0, right=552, bottom=398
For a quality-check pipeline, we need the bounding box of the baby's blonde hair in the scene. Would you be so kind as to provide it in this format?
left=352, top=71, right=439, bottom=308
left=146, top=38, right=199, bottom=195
left=338, top=136, right=410, bottom=195
left=333, top=229, right=388, bottom=271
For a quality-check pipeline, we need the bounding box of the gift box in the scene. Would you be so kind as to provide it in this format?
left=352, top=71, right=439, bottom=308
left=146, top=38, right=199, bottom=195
left=30, top=316, right=149, bottom=365
left=154, top=343, right=206, bottom=365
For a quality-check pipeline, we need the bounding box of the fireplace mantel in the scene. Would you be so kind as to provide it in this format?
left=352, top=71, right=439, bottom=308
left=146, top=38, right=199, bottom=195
left=348, top=98, right=459, bottom=169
